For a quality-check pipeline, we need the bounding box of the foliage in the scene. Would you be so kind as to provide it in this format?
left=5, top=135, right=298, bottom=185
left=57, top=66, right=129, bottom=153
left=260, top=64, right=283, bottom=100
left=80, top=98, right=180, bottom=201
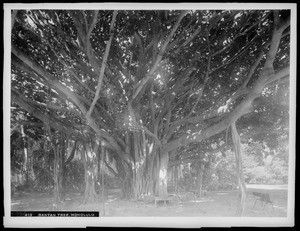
left=32, top=148, right=54, bottom=192
left=9, top=9, right=291, bottom=199
left=64, top=159, right=85, bottom=192
left=204, top=140, right=289, bottom=190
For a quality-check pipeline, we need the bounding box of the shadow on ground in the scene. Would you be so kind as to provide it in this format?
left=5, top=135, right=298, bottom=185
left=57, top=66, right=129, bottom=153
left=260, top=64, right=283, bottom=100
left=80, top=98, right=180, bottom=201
left=11, top=185, right=288, bottom=217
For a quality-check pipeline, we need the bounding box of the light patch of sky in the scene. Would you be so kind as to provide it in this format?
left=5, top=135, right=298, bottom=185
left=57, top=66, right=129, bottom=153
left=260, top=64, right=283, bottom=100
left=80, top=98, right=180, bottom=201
left=105, top=87, right=113, bottom=98
left=280, top=54, right=286, bottom=61
left=211, top=143, right=218, bottom=149
left=234, top=12, right=242, bottom=20
left=154, top=74, right=164, bottom=86
left=261, top=87, right=272, bottom=96
left=48, top=18, right=54, bottom=25
left=67, top=85, right=74, bottom=92
left=25, top=15, right=37, bottom=29
left=128, top=115, right=133, bottom=122
left=222, top=56, right=228, bottom=62
left=194, top=87, right=203, bottom=95
left=50, top=89, right=59, bottom=97
left=118, top=79, right=124, bottom=89
left=119, top=71, right=130, bottom=84
left=158, top=41, right=162, bottom=48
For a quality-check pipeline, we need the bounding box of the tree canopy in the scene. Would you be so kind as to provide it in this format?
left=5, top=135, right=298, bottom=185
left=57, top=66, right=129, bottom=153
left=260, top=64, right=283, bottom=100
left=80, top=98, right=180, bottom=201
left=10, top=9, right=291, bottom=211
left=11, top=9, right=290, bottom=153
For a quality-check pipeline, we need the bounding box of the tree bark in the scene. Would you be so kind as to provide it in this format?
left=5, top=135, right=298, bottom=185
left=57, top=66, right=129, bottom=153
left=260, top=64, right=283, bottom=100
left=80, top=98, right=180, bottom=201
left=174, top=166, right=179, bottom=193
left=158, top=151, right=169, bottom=198
left=132, top=132, right=143, bottom=199
left=231, top=122, right=246, bottom=216
left=100, top=141, right=106, bottom=215
left=81, top=142, right=98, bottom=204
left=197, top=162, right=205, bottom=197
left=161, top=20, right=289, bottom=155
left=20, top=125, right=29, bottom=186
left=11, top=10, right=18, bottom=32
left=53, top=144, right=64, bottom=210
left=120, top=167, right=132, bottom=199
left=131, top=130, right=154, bottom=198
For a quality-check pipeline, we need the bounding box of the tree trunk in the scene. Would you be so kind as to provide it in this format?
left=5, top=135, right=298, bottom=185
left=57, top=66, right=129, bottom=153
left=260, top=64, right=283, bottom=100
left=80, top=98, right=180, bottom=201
left=120, top=167, right=133, bottom=199
left=132, top=132, right=141, bottom=198
left=20, top=125, right=29, bottom=187
left=147, top=143, right=159, bottom=196
left=81, top=142, right=97, bottom=204
left=97, top=147, right=101, bottom=193
left=231, top=122, right=246, bottom=216
left=158, top=151, right=169, bottom=198
left=197, top=162, right=205, bottom=197
left=60, top=135, right=66, bottom=199
left=131, top=130, right=158, bottom=198
left=174, top=165, right=179, bottom=193
left=53, top=144, right=63, bottom=210
left=132, top=131, right=148, bottom=199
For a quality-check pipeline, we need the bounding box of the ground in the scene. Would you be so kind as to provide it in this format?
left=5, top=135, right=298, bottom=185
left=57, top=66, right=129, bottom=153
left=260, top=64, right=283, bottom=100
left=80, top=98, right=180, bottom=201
left=11, top=184, right=288, bottom=217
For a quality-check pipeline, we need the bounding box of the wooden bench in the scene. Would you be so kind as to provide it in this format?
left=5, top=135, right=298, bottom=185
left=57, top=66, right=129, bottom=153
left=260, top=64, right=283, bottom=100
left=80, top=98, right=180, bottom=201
left=252, top=192, right=274, bottom=210
left=154, top=194, right=180, bottom=207
left=188, top=190, right=208, bottom=197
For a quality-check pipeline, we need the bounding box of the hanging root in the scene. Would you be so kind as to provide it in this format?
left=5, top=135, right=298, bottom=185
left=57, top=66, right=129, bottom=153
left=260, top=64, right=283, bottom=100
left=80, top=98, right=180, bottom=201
left=231, top=121, right=246, bottom=216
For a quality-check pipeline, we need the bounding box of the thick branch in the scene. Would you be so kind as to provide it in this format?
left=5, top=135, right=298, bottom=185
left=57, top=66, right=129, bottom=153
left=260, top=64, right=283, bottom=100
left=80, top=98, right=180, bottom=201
left=87, top=11, right=99, bottom=37
left=11, top=10, right=18, bottom=32
left=242, top=49, right=265, bottom=88
left=12, top=45, right=132, bottom=164
left=132, top=10, right=188, bottom=100
left=11, top=90, right=75, bottom=135
left=86, top=10, right=118, bottom=118
left=211, top=12, right=271, bottom=58
left=64, top=141, right=78, bottom=166
left=12, top=45, right=89, bottom=116
left=162, top=35, right=288, bottom=154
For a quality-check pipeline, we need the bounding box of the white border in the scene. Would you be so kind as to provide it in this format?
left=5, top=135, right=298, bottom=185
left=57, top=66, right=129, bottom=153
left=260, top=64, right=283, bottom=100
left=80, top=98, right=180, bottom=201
left=4, top=3, right=298, bottom=10
left=3, top=3, right=296, bottom=228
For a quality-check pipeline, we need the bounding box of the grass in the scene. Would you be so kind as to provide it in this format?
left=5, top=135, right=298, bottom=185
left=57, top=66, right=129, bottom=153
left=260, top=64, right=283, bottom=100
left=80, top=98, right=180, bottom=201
left=11, top=187, right=288, bottom=217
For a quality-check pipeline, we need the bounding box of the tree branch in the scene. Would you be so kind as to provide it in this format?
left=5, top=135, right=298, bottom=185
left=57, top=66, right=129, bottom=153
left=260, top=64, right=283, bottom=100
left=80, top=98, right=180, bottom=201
left=211, top=11, right=271, bottom=58
left=12, top=45, right=132, bottom=164
left=86, top=10, right=118, bottom=118
left=132, top=10, right=188, bottom=100
left=211, top=35, right=258, bottom=73
left=64, top=141, right=78, bottom=166
left=11, top=10, right=18, bottom=32
left=242, top=49, right=265, bottom=88
left=11, top=90, right=75, bottom=135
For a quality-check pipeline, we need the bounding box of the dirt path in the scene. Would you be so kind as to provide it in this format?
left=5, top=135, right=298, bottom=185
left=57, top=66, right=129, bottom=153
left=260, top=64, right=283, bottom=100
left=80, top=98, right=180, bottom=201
left=246, top=184, right=288, bottom=190
left=11, top=187, right=288, bottom=217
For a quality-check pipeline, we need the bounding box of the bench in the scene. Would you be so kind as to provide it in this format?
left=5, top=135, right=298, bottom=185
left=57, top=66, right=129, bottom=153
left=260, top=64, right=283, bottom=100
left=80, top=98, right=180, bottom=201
left=154, top=194, right=180, bottom=206
left=252, top=192, right=274, bottom=210
left=188, top=190, right=208, bottom=197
